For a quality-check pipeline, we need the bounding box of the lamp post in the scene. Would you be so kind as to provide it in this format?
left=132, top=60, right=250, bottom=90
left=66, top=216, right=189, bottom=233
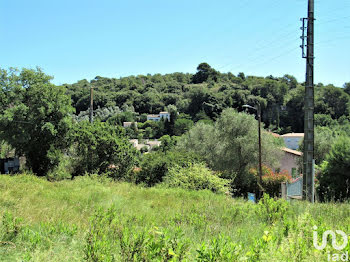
left=89, top=85, right=94, bottom=123
left=243, top=104, right=263, bottom=198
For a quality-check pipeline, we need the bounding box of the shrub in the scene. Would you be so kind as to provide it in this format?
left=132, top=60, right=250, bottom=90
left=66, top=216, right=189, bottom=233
left=249, top=165, right=292, bottom=197
left=135, top=150, right=202, bottom=187
left=84, top=206, right=190, bottom=261
left=163, top=163, right=229, bottom=194
left=0, top=212, right=23, bottom=242
left=318, top=136, right=350, bottom=201
left=256, top=194, right=289, bottom=224
left=196, top=235, right=241, bottom=261
left=46, top=154, right=73, bottom=181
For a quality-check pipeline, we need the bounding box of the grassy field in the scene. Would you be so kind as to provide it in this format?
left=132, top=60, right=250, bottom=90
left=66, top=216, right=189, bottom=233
left=0, top=174, right=350, bottom=261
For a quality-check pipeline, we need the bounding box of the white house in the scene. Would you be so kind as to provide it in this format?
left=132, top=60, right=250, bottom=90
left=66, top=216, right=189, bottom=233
left=129, top=139, right=161, bottom=151
left=146, top=111, right=170, bottom=122
left=123, top=122, right=136, bottom=128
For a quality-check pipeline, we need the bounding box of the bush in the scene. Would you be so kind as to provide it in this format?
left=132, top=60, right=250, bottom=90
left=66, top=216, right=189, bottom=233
left=46, top=153, right=73, bottom=181
left=84, top=206, right=190, bottom=261
left=135, top=150, right=202, bottom=187
left=256, top=194, right=289, bottom=224
left=163, top=163, right=229, bottom=194
left=318, top=136, right=350, bottom=201
left=249, top=165, right=292, bottom=197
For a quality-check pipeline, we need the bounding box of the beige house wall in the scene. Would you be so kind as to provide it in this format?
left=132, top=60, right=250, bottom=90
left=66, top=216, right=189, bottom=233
left=280, top=152, right=300, bottom=175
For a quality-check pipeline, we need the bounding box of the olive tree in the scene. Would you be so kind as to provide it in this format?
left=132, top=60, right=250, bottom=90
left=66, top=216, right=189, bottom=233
left=177, top=108, right=282, bottom=195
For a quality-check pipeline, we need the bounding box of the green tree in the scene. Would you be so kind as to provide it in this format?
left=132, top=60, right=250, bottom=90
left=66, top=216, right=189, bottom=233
left=315, top=85, right=350, bottom=119
left=318, top=136, right=350, bottom=201
left=158, top=135, right=178, bottom=152
left=344, top=82, right=350, bottom=95
left=174, top=118, right=194, bottom=136
left=191, top=63, right=218, bottom=84
left=298, top=126, right=339, bottom=166
left=0, top=68, right=74, bottom=176
left=72, top=121, right=139, bottom=178
left=177, top=108, right=282, bottom=195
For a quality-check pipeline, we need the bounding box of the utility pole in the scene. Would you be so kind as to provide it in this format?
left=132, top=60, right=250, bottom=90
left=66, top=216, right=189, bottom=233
left=257, top=104, right=263, bottom=199
left=89, top=85, right=94, bottom=123
left=301, top=0, right=315, bottom=202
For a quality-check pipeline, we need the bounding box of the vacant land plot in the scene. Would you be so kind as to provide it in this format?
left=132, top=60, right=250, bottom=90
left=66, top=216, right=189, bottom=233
left=0, top=174, right=349, bottom=261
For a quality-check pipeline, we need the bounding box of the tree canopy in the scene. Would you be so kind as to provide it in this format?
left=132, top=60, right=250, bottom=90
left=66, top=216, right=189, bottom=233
left=0, top=68, right=74, bottom=175
left=177, top=108, right=283, bottom=195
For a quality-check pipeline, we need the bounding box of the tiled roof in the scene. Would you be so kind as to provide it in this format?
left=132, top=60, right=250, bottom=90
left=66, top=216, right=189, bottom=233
left=281, top=133, right=304, bottom=138
left=282, top=147, right=303, bottom=156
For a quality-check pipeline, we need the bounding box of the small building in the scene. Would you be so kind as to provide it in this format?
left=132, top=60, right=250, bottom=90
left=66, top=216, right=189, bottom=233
left=0, top=157, right=20, bottom=174
left=123, top=122, right=137, bottom=128
left=280, top=147, right=302, bottom=178
left=146, top=140, right=161, bottom=150
left=146, top=112, right=170, bottom=122
left=129, top=139, right=139, bottom=147
left=129, top=139, right=161, bottom=151
left=281, top=133, right=304, bottom=150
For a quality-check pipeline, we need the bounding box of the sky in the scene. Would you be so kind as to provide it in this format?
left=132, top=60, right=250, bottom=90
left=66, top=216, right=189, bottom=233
left=1, top=0, right=349, bottom=87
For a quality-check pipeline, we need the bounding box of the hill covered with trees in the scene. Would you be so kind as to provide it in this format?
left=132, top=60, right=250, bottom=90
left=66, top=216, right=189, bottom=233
left=65, top=62, right=350, bottom=134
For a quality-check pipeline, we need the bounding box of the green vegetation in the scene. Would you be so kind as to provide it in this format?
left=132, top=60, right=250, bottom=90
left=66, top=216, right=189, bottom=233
left=163, top=163, right=229, bottom=194
left=0, top=68, right=74, bottom=176
left=1, top=174, right=350, bottom=261
left=70, top=121, right=139, bottom=179
left=63, top=66, right=350, bottom=136
left=177, top=109, right=283, bottom=196
left=1, top=65, right=350, bottom=200
left=318, top=136, right=350, bottom=201
left=135, top=150, right=202, bottom=187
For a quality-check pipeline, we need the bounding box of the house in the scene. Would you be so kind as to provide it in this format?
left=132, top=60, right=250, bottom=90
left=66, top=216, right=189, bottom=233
left=129, top=139, right=161, bottom=151
left=0, top=157, right=20, bottom=174
left=146, top=112, right=170, bottom=122
left=281, top=133, right=304, bottom=150
left=129, top=139, right=139, bottom=147
left=280, top=147, right=302, bottom=178
left=123, top=122, right=137, bottom=128
left=146, top=140, right=161, bottom=150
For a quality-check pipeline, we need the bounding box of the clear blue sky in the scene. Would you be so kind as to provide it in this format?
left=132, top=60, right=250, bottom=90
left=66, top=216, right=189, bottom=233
left=1, top=0, right=349, bottom=87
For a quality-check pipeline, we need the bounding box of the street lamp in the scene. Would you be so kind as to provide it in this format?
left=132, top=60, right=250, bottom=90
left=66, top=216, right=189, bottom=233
left=243, top=104, right=263, bottom=198
left=90, top=85, right=94, bottom=123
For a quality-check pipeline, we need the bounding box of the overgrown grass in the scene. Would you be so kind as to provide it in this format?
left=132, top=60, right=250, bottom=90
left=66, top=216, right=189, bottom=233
left=0, top=174, right=350, bottom=261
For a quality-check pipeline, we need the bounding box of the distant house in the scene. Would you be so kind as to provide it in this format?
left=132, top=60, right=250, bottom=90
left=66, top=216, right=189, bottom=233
left=281, top=133, right=304, bottom=150
left=146, top=112, right=170, bottom=122
left=280, top=147, right=302, bottom=178
left=146, top=140, right=161, bottom=150
left=129, top=139, right=139, bottom=148
left=123, top=122, right=137, bottom=128
left=129, top=139, right=161, bottom=151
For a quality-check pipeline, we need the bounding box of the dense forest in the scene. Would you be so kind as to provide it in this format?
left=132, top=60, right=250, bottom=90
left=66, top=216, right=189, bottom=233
left=65, top=62, right=350, bottom=135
